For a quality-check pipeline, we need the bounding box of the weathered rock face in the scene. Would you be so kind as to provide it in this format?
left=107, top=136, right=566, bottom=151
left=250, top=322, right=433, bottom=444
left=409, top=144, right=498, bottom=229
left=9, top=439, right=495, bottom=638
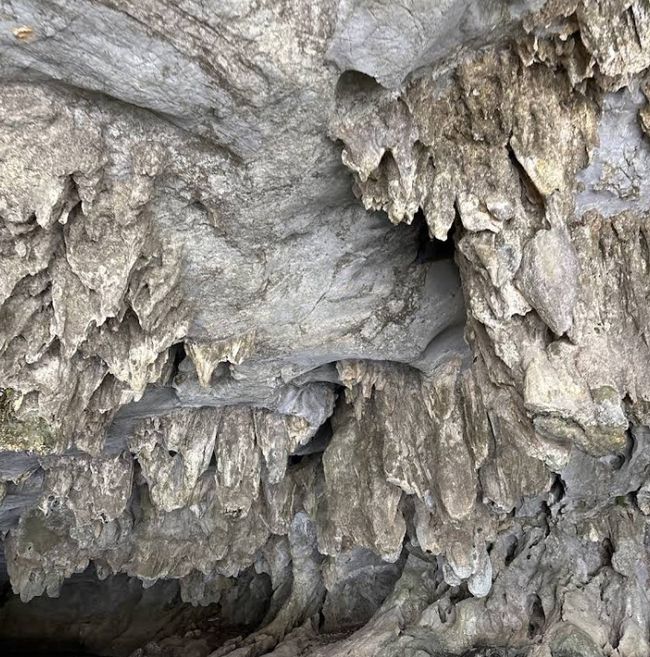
left=2, top=1, right=650, bottom=656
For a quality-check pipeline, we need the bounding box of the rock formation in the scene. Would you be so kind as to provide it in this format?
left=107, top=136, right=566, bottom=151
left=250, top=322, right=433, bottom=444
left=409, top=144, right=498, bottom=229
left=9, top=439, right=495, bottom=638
left=2, top=1, right=650, bottom=656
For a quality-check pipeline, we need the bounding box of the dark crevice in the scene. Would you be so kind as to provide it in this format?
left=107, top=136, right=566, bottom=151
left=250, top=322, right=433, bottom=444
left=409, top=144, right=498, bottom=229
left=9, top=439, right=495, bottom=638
left=335, top=70, right=384, bottom=101
left=549, top=474, right=566, bottom=505
left=62, top=176, right=83, bottom=227
left=601, top=537, right=614, bottom=567
left=448, top=583, right=473, bottom=606
left=527, top=594, right=545, bottom=638
left=412, top=209, right=455, bottom=264
left=504, top=535, right=519, bottom=566
left=505, top=141, right=544, bottom=207
left=190, top=199, right=209, bottom=217
left=623, top=425, right=636, bottom=462
left=0, top=563, right=242, bottom=657
left=287, top=453, right=306, bottom=466
left=168, top=342, right=187, bottom=384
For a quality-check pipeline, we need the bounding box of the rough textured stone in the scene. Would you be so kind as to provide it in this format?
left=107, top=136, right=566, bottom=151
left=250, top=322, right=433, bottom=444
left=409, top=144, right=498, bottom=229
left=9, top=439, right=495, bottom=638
left=2, top=2, right=650, bottom=657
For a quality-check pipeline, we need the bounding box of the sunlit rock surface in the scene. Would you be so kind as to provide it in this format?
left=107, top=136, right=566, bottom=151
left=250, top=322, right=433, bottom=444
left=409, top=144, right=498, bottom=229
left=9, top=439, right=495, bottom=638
left=2, top=1, right=650, bottom=656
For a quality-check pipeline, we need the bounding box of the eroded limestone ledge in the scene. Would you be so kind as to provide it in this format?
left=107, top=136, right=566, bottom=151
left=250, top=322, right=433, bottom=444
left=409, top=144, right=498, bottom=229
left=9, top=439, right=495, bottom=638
left=2, top=2, right=650, bottom=656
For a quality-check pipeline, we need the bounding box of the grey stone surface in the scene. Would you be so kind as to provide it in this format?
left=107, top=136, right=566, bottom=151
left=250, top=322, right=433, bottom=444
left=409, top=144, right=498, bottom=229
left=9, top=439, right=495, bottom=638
left=328, top=0, right=546, bottom=88
left=577, top=87, right=650, bottom=217
left=2, top=2, right=650, bottom=657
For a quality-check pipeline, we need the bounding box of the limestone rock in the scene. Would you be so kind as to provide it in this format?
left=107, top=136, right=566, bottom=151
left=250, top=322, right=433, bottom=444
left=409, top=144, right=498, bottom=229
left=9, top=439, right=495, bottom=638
left=2, top=2, right=650, bottom=657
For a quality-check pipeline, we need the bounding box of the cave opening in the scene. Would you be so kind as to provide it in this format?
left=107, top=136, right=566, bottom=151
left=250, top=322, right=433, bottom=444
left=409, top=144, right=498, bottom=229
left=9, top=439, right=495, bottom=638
left=0, top=563, right=271, bottom=657
left=411, top=209, right=455, bottom=264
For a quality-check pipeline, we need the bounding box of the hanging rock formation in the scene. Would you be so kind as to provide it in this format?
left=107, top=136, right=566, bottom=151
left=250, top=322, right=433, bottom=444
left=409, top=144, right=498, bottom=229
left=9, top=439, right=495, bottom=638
left=2, top=1, right=650, bottom=656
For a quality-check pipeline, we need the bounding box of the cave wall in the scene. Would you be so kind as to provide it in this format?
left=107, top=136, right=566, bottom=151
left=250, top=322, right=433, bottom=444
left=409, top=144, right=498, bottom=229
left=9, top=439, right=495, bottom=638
left=2, top=1, right=650, bottom=656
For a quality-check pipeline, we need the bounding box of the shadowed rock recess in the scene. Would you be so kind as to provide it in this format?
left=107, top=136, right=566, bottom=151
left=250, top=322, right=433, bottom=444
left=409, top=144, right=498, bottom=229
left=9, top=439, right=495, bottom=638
left=3, top=1, right=650, bottom=655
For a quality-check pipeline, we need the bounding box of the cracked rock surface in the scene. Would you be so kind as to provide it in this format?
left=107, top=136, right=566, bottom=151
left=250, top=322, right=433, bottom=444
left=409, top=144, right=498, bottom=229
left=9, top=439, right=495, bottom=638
left=2, top=1, right=650, bottom=656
